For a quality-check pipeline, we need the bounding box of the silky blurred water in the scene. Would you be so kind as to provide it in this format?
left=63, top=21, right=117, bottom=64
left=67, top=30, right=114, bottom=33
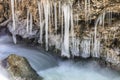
left=0, top=35, right=120, bottom=80
left=39, top=61, right=120, bottom=80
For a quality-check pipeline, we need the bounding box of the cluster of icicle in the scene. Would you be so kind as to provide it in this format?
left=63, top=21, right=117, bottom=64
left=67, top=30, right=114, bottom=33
left=10, top=0, right=113, bottom=58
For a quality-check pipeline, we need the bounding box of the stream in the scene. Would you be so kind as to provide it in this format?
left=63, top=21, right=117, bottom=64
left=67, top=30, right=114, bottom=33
left=0, top=35, right=120, bottom=80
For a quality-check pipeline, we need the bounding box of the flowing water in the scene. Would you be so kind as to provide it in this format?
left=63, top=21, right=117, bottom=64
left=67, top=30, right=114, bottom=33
left=0, top=35, right=57, bottom=71
left=39, top=60, right=120, bottom=80
left=0, top=35, right=120, bottom=80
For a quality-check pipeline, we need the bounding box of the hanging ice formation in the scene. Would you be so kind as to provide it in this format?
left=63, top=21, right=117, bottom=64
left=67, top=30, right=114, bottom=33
left=12, top=35, right=17, bottom=44
left=26, top=9, right=29, bottom=33
left=43, top=0, right=50, bottom=51
left=54, top=3, right=57, bottom=32
left=92, top=11, right=106, bottom=57
left=108, top=8, right=112, bottom=26
left=9, top=0, right=111, bottom=58
left=70, top=4, right=80, bottom=57
left=54, top=2, right=58, bottom=49
left=11, top=0, right=16, bottom=30
left=29, top=13, right=33, bottom=34
left=11, top=0, right=17, bottom=44
left=71, top=38, right=80, bottom=57
left=38, top=2, right=44, bottom=44
left=61, top=4, right=71, bottom=58
left=26, top=10, right=33, bottom=34
left=81, top=39, right=91, bottom=58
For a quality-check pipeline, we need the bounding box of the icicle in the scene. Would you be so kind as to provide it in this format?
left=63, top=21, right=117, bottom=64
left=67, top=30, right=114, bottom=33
left=77, top=14, right=79, bottom=26
left=49, top=2, right=52, bottom=36
left=30, top=13, right=33, bottom=34
left=61, top=5, right=64, bottom=46
left=11, top=0, right=16, bottom=30
left=43, top=0, right=50, bottom=51
left=81, top=39, right=91, bottom=58
left=61, top=4, right=71, bottom=58
left=71, top=38, right=80, bottom=57
left=38, top=2, right=43, bottom=43
left=109, top=8, right=112, bottom=26
left=70, top=4, right=79, bottom=57
left=54, top=2, right=58, bottom=50
left=93, top=39, right=100, bottom=57
left=12, top=35, right=17, bottom=44
left=58, top=1, right=61, bottom=24
left=54, top=3, right=57, bottom=32
left=93, top=12, right=105, bottom=58
left=102, top=10, right=106, bottom=28
left=26, top=9, right=29, bottom=33
left=70, top=4, right=74, bottom=44
left=93, top=16, right=100, bottom=57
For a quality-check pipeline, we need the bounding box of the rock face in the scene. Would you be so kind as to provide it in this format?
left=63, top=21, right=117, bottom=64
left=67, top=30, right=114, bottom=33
left=4, top=54, right=42, bottom=80
left=0, top=0, right=120, bottom=70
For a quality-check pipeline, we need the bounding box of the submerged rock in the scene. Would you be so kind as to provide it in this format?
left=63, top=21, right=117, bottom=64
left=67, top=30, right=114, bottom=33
left=3, top=54, right=42, bottom=80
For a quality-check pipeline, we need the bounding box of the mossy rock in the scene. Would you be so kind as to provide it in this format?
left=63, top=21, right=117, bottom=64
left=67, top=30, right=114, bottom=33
left=6, top=54, right=42, bottom=80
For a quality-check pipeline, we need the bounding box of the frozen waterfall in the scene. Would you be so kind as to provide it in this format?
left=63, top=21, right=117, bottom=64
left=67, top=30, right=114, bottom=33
left=9, top=0, right=107, bottom=59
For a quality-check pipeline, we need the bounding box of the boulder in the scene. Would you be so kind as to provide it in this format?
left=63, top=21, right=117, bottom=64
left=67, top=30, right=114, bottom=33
left=3, top=54, right=42, bottom=80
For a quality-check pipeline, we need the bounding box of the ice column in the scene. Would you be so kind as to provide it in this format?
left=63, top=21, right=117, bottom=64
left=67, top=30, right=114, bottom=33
left=61, top=4, right=71, bottom=58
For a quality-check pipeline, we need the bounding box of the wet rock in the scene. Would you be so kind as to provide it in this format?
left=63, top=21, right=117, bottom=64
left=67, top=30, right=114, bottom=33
left=4, top=54, right=42, bottom=80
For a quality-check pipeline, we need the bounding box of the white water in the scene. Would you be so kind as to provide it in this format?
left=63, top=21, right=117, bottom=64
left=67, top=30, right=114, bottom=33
left=0, top=35, right=120, bottom=80
left=0, top=35, right=57, bottom=71
left=39, top=60, right=120, bottom=80
left=0, top=65, right=11, bottom=80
